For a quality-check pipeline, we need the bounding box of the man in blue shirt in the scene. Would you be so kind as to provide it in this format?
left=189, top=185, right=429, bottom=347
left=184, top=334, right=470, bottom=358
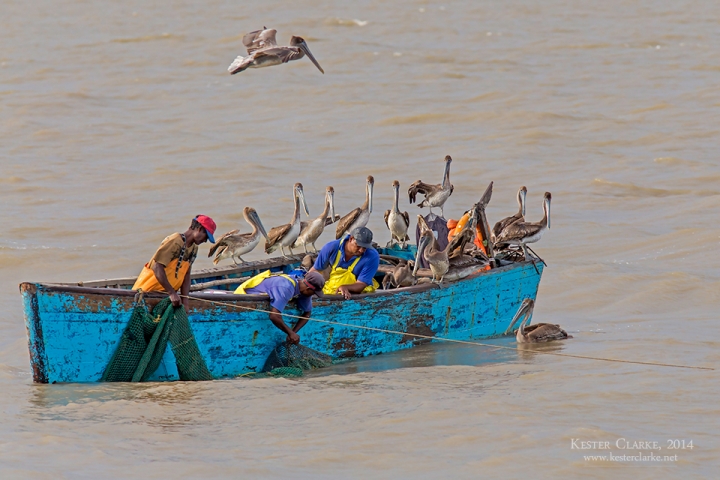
left=240, top=271, right=325, bottom=344
left=310, top=227, right=380, bottom=299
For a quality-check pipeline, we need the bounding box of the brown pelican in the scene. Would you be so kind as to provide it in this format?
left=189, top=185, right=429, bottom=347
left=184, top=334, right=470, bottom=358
left=413, top=215, right=476, bottom=283
left=335, top=176, right=374, bottom=239
left=408, top=155, right=454, bottom=217
left=293, top=186, right=336, bottom=253
left=382, top=260, right=415, bottom=289
left=384, top=180, right=410, bottom=248
left=494, top=192, right=551, bottom=261
left=492, top=186, right=527, bottom=242
left=228, top=28, right=324, bottom=75
left=265, top=183, right=310, bottom=257
left=208, top=207, right=269, bottom=265
left=504, top=298, right=572, bottom=343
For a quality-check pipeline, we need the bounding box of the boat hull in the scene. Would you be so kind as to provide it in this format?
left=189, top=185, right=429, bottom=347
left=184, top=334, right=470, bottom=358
left=20, top=261, right=543, bottom=383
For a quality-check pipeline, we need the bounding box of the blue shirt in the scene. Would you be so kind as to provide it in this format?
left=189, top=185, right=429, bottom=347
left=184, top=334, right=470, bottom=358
left=245, top=274, right=312, bottom=313
left=314, top=237, right=380, bottom=285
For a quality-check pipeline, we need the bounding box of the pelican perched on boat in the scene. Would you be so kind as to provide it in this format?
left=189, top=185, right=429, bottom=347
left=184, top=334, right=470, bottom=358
left=228, top=27, right=324, bottom=75
left=504, top=298, right=572, bottom=343
left=413, top=215, right=476, bottom=283
left=384, top=180, right=410, bottom=248
left=335, top=176, right=374, bottom=239
left=492, top=186, right=527, bottom=242
left=408, top=155, right=454, bottom=217
left=293, top=186, right=336, bottom=253
left=494, top=192, right=551, bottom=260
left=382, top=260, right=415, bottom=289
left=208, top=207, right=269, bottom=265
left=265, top=183, right=310, bottom=257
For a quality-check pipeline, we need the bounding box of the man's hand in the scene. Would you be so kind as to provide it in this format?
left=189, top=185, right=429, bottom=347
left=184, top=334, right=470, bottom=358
left=337, top=285, right=352, bottom=299
left=287, top=331, right=300, bottom=345
left=169, top=290, right=182, bottom=307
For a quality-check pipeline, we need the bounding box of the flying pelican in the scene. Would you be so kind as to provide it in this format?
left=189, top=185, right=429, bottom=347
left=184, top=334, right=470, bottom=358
left=408, top=155, right=454, bottom=217
left=492, top=186, right=527, bottom=243
left=382, top=260, right=415, bottom=289
left=504, top=298, right=572, bottom=343
left=228, top=27, right=324, bottom=75
left=494, top=192, right=551, bottom=261
left=208, top=207, right=269, bottom=265
left=384, top=180, right=410, bottom=248
left=293, top=186, right=336, bottom=253
left=265, top=183, right=310, bottom=257
left=335, top=176, right=374, bottom=239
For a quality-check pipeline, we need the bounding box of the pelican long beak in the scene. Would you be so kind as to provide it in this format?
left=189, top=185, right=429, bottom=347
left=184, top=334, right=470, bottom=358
left=413, top=234, right=430, bottom=276
left=329, top=189, right=336, bottom=221
left=545, top=196, right=551, bottom=229
left=297, top=186, right=310, bottom=217
left=251, top=210, right=270, bottom=241
left=504, top=299, right=534, bottom=335
left=367, top=179, right=374, bottom=214
left=299, top=41, right=324, bottom=74
left=442, top=156, right=451, bottom=189
left=520, top=188, right=527, bottom=217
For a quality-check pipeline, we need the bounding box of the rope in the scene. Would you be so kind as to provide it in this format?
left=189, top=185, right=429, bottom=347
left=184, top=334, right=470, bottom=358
left=179, top=294, right=714, bottom=371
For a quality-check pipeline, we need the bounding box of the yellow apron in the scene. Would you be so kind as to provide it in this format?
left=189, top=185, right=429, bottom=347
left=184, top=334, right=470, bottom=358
left=132, top=258, right=190, bottom=293
left=322, top=249, right=379, bottom=295
left=234, top=270, right=297, bottom=294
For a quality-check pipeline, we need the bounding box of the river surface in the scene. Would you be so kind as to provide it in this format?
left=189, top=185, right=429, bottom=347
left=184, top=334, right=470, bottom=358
left=1, top=0, right=718, bottom=478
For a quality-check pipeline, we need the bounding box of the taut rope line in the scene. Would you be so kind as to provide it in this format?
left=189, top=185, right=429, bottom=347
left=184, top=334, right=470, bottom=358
left=179, top=294, right=714, bottom=371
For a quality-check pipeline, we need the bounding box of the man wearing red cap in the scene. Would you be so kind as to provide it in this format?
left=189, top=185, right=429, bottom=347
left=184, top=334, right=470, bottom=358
left=133, top=215, right=216, bottom=311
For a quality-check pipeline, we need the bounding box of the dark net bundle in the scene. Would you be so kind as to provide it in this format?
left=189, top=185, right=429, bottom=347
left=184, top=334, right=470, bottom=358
left=102, top=297, right=213, bottom=382
left=244, top=342, right=334, bottom=378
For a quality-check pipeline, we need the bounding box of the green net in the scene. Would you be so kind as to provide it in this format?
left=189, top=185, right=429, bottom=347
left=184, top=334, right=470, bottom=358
left=242, top=343, right=336, bottom=379
left=101, top=297, right=213, bottom=382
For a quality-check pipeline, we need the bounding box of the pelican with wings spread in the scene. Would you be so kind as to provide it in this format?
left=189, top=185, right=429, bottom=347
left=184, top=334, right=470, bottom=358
left=228, top=27, right=325, bottom=74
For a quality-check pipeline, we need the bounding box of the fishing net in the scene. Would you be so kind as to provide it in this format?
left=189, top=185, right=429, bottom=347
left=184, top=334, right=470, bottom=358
left=102, top=296, right=213, bottom=382
left=243, top=342, right=335, bottom=378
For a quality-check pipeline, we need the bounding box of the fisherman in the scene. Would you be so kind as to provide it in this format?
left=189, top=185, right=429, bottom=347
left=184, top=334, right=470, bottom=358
left=310, top=226, right=380, bottom=299
left=132, top=215, right=217, bottom=312
left=234, top=270, right=326, bottom=344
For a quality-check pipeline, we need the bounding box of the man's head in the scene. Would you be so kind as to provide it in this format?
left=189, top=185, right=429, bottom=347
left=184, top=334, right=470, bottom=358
left=346, top=227, right=373, bottom=256
left=190, top=215, right=216, bottom=244
left=300, top=271, right=325, bottom=296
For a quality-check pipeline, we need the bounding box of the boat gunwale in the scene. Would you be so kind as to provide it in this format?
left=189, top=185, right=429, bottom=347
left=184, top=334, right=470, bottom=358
left=19, top=260, right=536, bottom=304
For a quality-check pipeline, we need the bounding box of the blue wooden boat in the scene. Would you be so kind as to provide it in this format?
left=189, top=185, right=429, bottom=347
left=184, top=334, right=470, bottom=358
left=20, top=246, right=544, bottom=383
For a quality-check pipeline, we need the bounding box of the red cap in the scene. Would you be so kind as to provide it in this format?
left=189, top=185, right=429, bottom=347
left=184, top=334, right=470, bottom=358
left=195, top=215, right=216, bottom=243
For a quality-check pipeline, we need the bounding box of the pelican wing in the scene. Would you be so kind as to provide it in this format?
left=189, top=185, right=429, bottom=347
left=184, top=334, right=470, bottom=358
left=527, top=323, right=571, bottom=342
left=252, top=47, right=298, bottom=64
left=243, top=28, right=278, bottom=54
left=494, top=221, right=543, bottom=244
left=493, top=214, right=523, bottom=239
left=335, top=208, right=361, bottom=239
left=408, top=180, right=440, bottom=204
left=384, top=210, right=390, bottom=228
left=325, top=215, right=339, bottom=226
left=401, top=211, right=410, bottom=229
left=265, top=223, right=292, bottom=251
left=207, top=230, right=240, bottom=257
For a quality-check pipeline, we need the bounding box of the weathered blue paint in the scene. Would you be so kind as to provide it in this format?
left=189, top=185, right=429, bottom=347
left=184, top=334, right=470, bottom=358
left=20, top=257, right=543, bottom=383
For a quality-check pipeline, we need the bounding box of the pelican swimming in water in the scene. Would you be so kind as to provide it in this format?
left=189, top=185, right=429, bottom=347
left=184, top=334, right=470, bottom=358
left=335, top=176, right=374, bottom=239
left=504, top=298, right=572, bottom=343
left=408, top=155, right=454, bottom=217
left=228, top=27, right=324, bottom=75
left=208, top=207, right=269, bottom=265
left=384, top=180, right=410, bottom=248
left=293, top=186, right=336, bottom=253
left=494, top=192, right=551, bottom=261
left=265, top=183, right=310, bottom=257
left=492, top=186, right=527, bottom=243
